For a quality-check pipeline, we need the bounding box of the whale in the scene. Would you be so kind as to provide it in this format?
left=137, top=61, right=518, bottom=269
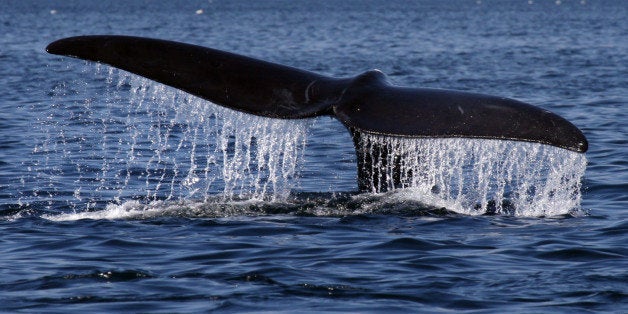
left=46, top=35, right=588, bottom=192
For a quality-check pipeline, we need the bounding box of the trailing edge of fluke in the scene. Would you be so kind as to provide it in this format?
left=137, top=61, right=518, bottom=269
left=46, top=35, right=588, bottom=191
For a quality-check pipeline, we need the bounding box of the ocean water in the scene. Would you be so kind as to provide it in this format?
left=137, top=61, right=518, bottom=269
left=1, top=0, right=626, bottom=312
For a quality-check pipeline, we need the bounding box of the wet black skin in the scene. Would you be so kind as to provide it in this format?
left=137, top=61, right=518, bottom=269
left=47, top=35, right=588, bottom=192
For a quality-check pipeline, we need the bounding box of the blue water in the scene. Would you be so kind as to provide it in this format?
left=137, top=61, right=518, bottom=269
left=1, top=0, right=626, bottom=312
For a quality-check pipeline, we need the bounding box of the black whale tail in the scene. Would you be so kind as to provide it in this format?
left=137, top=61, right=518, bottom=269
left=46, top=35, right=349, bottom=119
left=46, top=35, right=588, bottom=191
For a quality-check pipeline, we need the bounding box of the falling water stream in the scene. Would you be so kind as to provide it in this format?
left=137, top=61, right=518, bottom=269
left=357, top=134, right=586, bottom=216
left=26, top=66, right=586, bottom=218
left=4, top=2, right=625, bottom=311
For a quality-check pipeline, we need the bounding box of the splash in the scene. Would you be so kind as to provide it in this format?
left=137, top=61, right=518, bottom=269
left=109, top=68, right=309, bottom=201
left=356, top=133, right=587, bottom=216
left=29, top=64, right=587, bottom=217
left=28, top=66, right=308, bottom=209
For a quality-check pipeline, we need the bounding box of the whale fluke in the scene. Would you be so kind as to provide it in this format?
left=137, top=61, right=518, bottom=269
left=46, top=35, right=588, bottom=191
left=46, top=35, right=350, bottom=119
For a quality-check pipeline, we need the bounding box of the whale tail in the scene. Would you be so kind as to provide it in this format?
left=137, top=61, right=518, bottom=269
left=46, top=35, right=347, bottom=119
left=46, top=35, right=588, bottom=191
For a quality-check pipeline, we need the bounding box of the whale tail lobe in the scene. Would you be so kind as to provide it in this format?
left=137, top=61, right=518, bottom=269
left=46, top=35, right=588, bottom=191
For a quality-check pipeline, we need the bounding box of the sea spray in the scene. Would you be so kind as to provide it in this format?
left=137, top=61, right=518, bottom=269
left=30, top=65, right=587, bottom=217
left=28, top=66, right=309, bottom=209
left=356, top=133, right=587, bottom=216
left=119, top=68, right=310, bottom=201
left=120, top=72, right=308, bottom=201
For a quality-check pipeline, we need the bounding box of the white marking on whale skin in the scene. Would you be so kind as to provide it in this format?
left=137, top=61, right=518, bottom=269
left=457, top=106, right=464, bottom=115
left=305, top=80, right=317, bottom=103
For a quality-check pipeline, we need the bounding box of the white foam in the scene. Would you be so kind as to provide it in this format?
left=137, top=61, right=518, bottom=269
left=43, top=198, right=269, bottom=221
left=44, top=200, right=158, bottom=221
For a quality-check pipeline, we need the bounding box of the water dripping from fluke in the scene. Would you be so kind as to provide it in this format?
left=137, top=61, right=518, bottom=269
left=30, top=66, right=587, bottom=219
left=354, top=134, right=587, bottom=217
left=27, top=66, right=309, bottom=210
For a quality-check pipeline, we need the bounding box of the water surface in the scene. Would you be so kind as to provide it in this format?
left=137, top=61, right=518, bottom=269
left=1, top=0, right=626, bottom=312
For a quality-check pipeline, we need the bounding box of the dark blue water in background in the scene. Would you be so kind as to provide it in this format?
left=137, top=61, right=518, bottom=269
left=1, top=0, right=626, bottom=312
